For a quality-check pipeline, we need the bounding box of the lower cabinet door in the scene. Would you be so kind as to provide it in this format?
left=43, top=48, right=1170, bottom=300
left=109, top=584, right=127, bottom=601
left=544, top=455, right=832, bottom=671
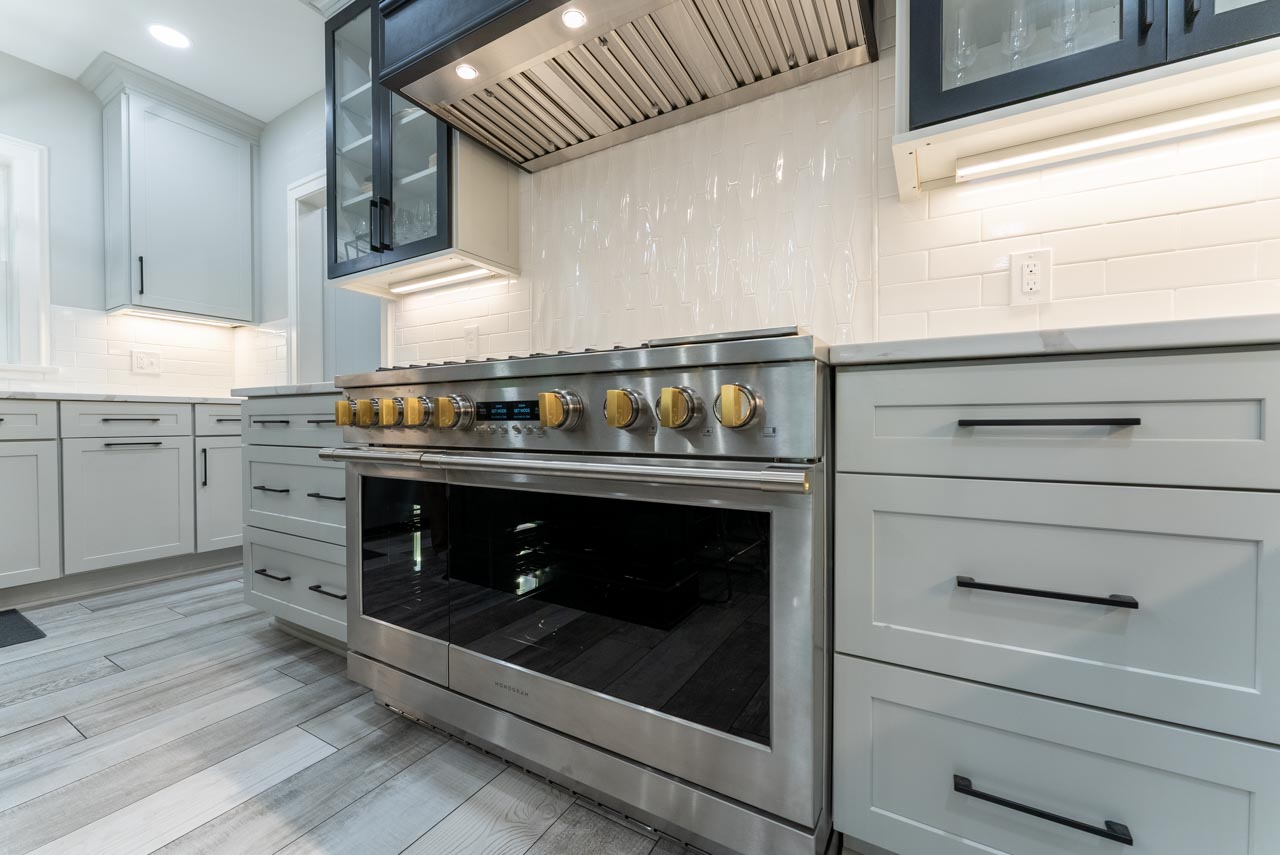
left=62, top=436, right=195, bottom=573
left=0, top=441, right=61, bottom=588
left=835, top=657, right=1280, bottom=855
left=196, top=437, right=243, bottom=553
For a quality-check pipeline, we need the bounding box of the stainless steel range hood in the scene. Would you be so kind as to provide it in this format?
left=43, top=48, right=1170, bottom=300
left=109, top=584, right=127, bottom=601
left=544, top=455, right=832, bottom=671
left=379, top=0, right=876, bottom=172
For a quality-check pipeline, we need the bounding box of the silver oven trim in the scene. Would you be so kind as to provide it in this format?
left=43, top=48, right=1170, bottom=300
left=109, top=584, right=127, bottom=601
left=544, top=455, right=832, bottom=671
left=341, top=452, right=826, bottom=827
left=349, top=652, right=837, bottom=855
left=321, top=446, right=811, bottom=493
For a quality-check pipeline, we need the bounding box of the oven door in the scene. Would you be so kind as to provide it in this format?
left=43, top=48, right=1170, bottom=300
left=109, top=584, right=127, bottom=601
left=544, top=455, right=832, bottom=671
left=335, top=448, right=825, bottom=828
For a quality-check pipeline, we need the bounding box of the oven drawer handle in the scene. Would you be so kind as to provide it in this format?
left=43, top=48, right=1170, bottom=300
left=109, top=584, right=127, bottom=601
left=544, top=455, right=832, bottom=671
left=957, top=576, right=1139, bottom=609
left=953, top=775, right=1134, bottom=846
left=308, top=584, right=348, bottom=600
left=318, top=448, right=810, bottom=493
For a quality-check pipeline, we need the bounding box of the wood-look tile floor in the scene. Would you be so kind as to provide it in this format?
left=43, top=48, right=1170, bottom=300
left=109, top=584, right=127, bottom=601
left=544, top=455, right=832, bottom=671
left=0, top=568, right=689, bottom=855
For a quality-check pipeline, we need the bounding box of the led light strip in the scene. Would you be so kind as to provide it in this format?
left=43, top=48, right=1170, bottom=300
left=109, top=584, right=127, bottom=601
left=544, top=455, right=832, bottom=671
left=388, top=265, right=502, bottom=295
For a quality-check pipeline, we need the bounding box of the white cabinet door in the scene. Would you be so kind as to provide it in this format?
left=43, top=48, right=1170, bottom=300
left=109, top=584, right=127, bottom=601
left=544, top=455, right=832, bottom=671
left=62, top=437, right=195, bottom=573
left=128, top=93, right=253, bottom=322
left=196, top=437, right=243, bottom=553
left=0, top=441, right=61, bottom=589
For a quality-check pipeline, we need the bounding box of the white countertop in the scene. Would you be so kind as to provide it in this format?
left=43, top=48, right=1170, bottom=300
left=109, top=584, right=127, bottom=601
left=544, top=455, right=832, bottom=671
left=829, top=314, right=1280, bottom=366
left=0, top=391, right=243, bottom=404
left=231, top=382, right=340, bottom=398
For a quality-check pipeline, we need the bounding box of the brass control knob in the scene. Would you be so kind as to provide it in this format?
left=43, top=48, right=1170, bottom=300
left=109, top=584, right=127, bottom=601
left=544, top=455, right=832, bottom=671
left=604, top=389, right=643, bottom=430
left=434, top=395, right=475, bottom=430
left=402, top=396, right=433, bottom=428
left=376, top=398, right=404, bottom=427
left=715, top=384, right=761, bottom=430
left=354, top=399, right=377, bottom=428
left=658, top=386, right=699, bottom=430
left=334, top=399, right=356, bottom=427
left=539, top=390, right=583, bottom=431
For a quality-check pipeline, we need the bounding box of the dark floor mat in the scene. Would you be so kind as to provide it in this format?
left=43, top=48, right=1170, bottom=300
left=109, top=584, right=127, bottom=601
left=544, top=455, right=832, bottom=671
left=0, top=609, right=46, bottom=648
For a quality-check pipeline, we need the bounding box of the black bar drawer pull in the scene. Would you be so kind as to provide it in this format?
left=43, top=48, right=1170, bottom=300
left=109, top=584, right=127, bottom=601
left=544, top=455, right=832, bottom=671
left=215, top=417, right=242, bottom=423
left=104, top=441, right=163, bottom=448
left=138, top=255, right=145, bottom=295
left=252, top=485, right=291, bottom=494
left=309, top=584, right=347, bottom=601
left=201, top=448, right=208, bottom=487
left=306, top=492, right=346, bottom=502
left=957, top=576, right=1139, bottom=609
left=954, top=775, right=1134, bottom=846
left=252, top=419, right=291, bottom=426
left=307, top=418, right=337, bottom=425
left=100, top=417, right=162, bottom=423
left=958, top=418, right=1141, bottom=428
left=254, top=568, right=292, bottom=583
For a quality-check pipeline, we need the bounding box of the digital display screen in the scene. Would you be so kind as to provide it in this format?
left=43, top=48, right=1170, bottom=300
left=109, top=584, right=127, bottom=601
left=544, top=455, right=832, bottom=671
left=476, top=400, right=540, bottom=422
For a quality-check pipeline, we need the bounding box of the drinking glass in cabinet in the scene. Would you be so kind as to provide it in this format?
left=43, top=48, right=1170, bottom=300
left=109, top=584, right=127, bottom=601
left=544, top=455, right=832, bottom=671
left=387, top=90, right=442, bottom=249
left=331, top=7, right=376, bottom=266
left=940, top=0, right=1122, bottom=91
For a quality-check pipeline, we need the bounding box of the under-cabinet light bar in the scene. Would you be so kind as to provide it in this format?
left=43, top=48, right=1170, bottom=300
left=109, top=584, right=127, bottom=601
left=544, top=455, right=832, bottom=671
left=955, top=87, right=1280, bottom=182
left=108, top=307, right=241, bottom=328
left=388, top=265, right=500, bottom=295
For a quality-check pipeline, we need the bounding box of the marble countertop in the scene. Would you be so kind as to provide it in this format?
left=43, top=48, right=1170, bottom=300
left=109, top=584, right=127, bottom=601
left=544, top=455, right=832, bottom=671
left=0, top=392, right=242, bottom=404
left=231, top=382, right=340, bottom=398
left=829, top=314, right=1280, bottom=366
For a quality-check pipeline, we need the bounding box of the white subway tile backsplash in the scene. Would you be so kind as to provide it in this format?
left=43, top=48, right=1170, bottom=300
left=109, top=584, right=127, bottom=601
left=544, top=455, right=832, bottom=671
left=928, top=305, right=1038, bottom=337
left=1052, top=262, right=1107, bottom=300
left=1041, top=218, right=1180, bottom=265
left=880, top=277, right=981, bottom=315
left=1038, top=291, right=1174, bottom=328
left=879, top=252, right=928, bottom=286
left=878, top=313, right=927, bottom=341
left=929, top=236, right=1040, bottom=280
left=1174, top=280, right=1280, bottom=319
left=1106, top=244, right=1258, bottom=293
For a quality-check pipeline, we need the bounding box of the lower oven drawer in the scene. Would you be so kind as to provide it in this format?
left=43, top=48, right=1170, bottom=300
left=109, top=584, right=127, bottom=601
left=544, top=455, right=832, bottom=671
left=244, top=526, right=347, bottom=642
left=835, top=474, right=1280, bottom=744
left=834, top=657, right=1280, bottom=855
left=243, top=445, right=346, bottom=545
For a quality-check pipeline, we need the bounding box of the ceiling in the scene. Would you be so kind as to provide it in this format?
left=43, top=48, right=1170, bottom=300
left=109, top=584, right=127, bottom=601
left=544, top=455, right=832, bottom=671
left=0, top=0, right=326, bottom=122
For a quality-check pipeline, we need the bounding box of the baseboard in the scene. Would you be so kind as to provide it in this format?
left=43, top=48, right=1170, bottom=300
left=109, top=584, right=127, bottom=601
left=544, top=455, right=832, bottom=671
left=275, top=617, right=347, bottom=656
left=0, top=549, right=242, bottom=610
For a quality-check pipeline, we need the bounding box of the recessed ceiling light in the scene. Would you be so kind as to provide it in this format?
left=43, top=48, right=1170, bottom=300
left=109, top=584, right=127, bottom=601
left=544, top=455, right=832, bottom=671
left=148, top=24, right=191, bottom=49
left=455, top=63, right=479, bottom=80
left=561, top=8, right=588, bottom=29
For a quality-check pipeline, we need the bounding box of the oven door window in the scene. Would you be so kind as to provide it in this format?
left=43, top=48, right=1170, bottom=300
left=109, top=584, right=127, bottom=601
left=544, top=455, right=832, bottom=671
left=360, top=477, right=451, bottom=639
left=449, top=485, right=772, bottom=746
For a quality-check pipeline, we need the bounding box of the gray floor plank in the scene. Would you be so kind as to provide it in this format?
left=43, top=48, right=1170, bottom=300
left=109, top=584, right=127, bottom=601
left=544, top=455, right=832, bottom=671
left=0, top=657, right=122, bottom=708
left=401, top=766, right=576, bottom=855
left=21, top=603, right=92, bottom=626
left=0, top=719, right=84, bottom=771
left=525, top=803, right=655, bottom=855
left=106, top=613, right=276, bottom=670
left=74, top=568, right=242, bottom=612
left=0, top=606, right=188, bottom=667
left=299, top=691, right=399, bottom=749
left=170, top=588, right=246, bottom=616
left=154, top=718, right=446, bottom=855
left=0, top=671, right=303, bottom=814
left=68, top=638, right=313, bottom=737
left=0, top=628, right=308, bottom=740
left=27, top=727, right=334, bottom=855
left=278, top=739, right=505, bottom=855
left=42, top=579, right=243, bottom=626
left=276, top=648, right=347, bottom=684
left=0, top=673, right=366, bottom=855
left=649, top=840, right=687, bottom=854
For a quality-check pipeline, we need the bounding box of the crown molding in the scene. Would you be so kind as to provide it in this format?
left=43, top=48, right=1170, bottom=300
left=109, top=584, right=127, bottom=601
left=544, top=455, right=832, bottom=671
left=295, top=0, right=353, bottom=18
left=78, top=52, right=265, bottom=141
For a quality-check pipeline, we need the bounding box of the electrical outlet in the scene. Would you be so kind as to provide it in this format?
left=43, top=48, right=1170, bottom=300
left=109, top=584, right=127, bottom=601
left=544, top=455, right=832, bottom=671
left=463, top=325, right=480, bottom=357
left=1010, top=249, right=1052, bottom=305
left=131, top=350, right=161, bottom=375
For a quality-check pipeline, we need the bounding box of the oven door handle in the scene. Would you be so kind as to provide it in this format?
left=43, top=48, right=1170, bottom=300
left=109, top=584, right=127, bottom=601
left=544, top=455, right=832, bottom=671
left=319, top=447, right=811, bottom=493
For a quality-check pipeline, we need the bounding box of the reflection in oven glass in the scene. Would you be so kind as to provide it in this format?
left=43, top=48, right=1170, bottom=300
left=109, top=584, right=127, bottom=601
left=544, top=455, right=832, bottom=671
left=360, top=478, right=451, bottom=638
left=450, top=486, right=772, bottom=746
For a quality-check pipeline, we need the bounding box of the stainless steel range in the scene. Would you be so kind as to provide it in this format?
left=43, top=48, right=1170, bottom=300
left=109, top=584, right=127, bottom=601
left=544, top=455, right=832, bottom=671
left=322, top=327, right=832, bottom=855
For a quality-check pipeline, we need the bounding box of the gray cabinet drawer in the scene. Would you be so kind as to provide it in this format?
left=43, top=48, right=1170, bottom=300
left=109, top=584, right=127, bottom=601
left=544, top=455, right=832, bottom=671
left=243, top=445, right=346, bottom=544
left=834, top=658, right=1280, bottom=855
left=0, top=400, right=58, bottom=441
left=243, top=397, right=342, bottom=447
left=61, top=401, right=192, bottom=438
left=836, top=349, right=1280, bottom=489
left=195, top=404, right=242, bottom=436
left=835, top=474, right=1280, bottom=743
left=244, top=526, right=346, bottom=642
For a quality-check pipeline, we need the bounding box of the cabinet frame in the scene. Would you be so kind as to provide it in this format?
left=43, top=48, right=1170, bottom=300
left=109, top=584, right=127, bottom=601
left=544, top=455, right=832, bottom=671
left=1169, top=0, right=1280, bottom=60
left=196, top=436, right=244, bottom=553
left=0, top=441, right=61, bottom=590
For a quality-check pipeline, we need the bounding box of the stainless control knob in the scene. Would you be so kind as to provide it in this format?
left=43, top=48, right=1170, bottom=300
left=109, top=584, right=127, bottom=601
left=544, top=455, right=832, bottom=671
left=538, top=390, right=583, bottom=430
left=714, top=384, right=761, bottom=430
left=433, top=395, right=475, bottom=430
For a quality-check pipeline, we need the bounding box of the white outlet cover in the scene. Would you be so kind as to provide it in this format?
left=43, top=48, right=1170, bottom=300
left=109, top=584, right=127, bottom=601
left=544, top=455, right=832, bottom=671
left=1010, top=249, right=1052, bottom=305
left=463, top=325, right=480, bottom=357
left=131, top=349, right=161, bottom=375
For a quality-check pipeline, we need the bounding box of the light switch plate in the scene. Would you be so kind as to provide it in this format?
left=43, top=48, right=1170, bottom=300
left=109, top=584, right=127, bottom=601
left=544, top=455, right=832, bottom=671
left=1011, top=249, right=1052, bottom=305
left=463, top=325, right=480, bottom=357
left=131, top=350, right=161, bottom=375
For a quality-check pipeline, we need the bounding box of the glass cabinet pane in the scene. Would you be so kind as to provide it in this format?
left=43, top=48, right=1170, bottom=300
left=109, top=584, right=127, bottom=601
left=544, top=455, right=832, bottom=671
left=1216, top=0, right=1269, bottom=11
left=331, top=9, right=377, bottom=266
left=941, top=0, right=1122, bottom=91
left=386, top=91, right=444, bottom=251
